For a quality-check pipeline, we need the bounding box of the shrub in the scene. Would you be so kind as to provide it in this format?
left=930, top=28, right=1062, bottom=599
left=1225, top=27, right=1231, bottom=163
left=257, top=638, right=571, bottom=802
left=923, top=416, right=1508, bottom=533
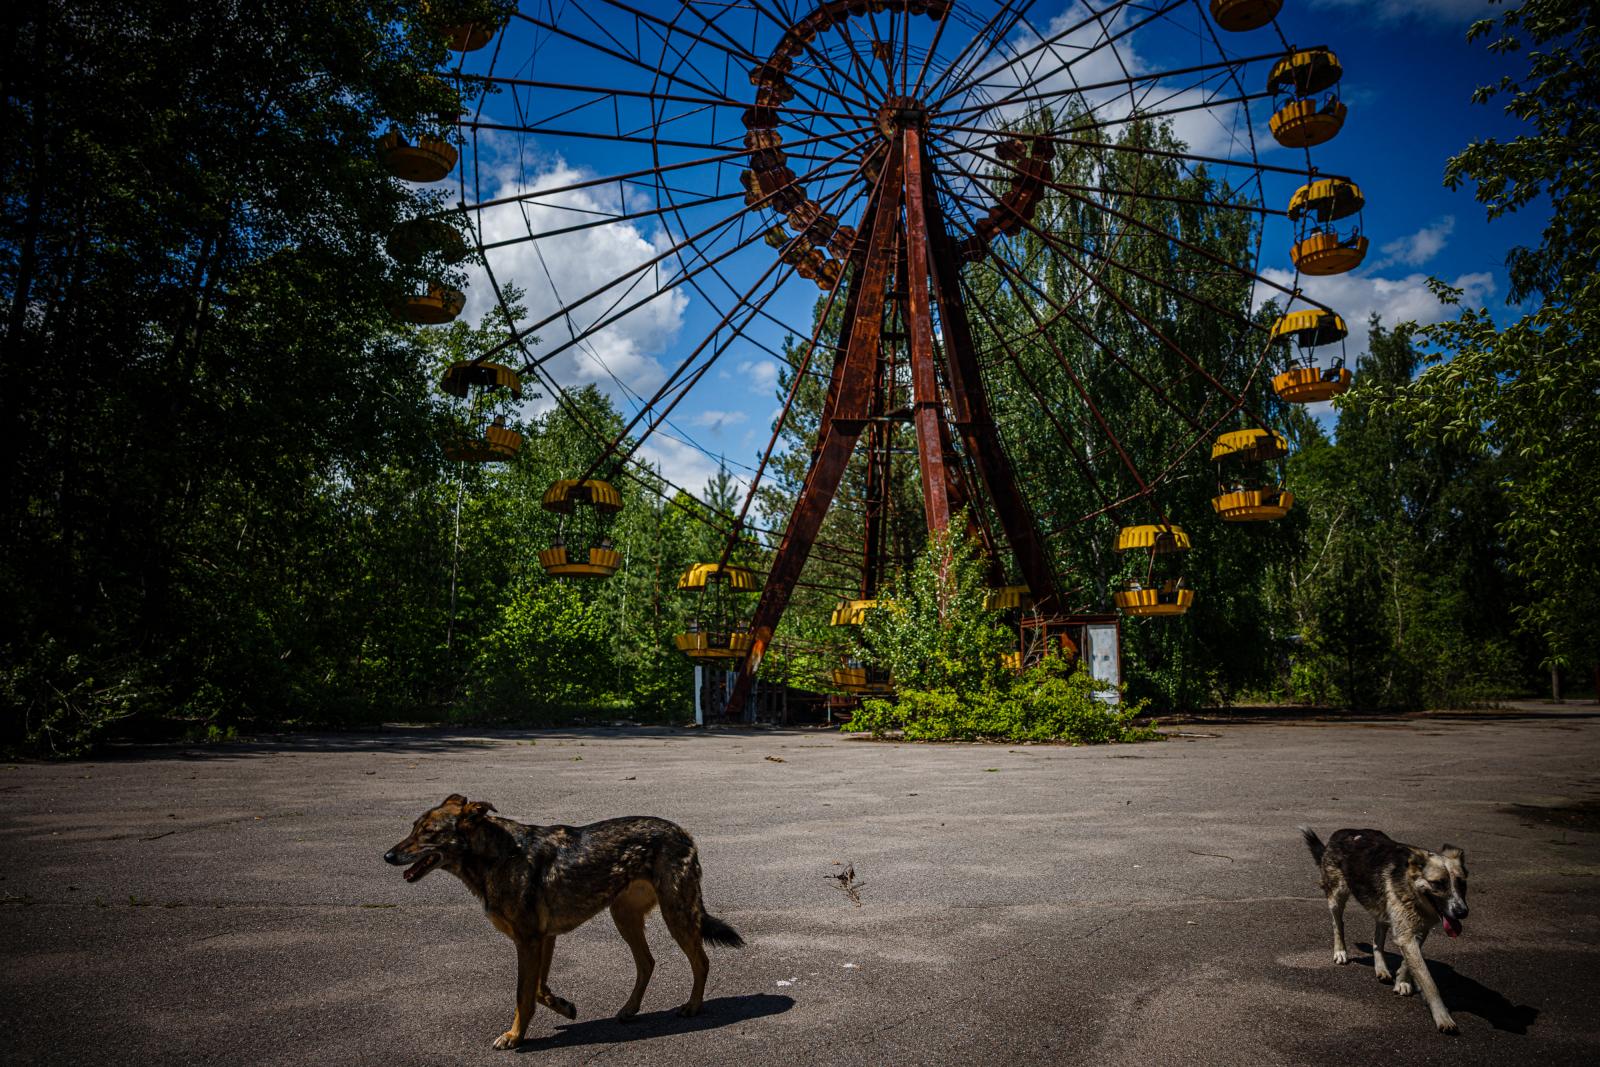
left=847, top=655, right=1160, bottom=744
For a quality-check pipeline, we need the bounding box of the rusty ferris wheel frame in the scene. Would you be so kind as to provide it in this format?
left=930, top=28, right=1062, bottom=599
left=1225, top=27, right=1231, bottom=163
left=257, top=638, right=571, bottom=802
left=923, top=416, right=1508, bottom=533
left=444, top=0, right=1350, bottom=717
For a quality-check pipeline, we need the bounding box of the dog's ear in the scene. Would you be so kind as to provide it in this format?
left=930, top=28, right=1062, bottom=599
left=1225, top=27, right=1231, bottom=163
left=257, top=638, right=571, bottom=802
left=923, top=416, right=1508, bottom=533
left=441, top=793, right=468, bottom=808
left=460, top=800, right=496, bottom=824
left=1441, top=844, right=1464, bottom=861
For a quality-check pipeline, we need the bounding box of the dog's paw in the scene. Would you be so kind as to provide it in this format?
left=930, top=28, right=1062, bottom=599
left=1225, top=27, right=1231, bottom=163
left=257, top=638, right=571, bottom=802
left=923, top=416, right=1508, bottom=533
left=1376, top=970, right=1394, bottom=984
left=615, top=1004, right=640, bottom=1023
left=546, top=996, right=577, bottom=1020
left=1436, top=1015, right=1460, bottom=1035
left=676, top=1003, right=702, bottom=1018
left=1393, top=981, right=1415, bottom=997
left=1333, top=950, right=1348, bottom=965
left=492, top=1031, right=523, bottom=1050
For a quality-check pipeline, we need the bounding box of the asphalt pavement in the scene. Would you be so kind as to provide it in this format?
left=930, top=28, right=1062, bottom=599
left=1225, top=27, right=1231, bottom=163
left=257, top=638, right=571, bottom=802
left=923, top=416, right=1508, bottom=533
left=3, top=710, right=1598, bottom=1065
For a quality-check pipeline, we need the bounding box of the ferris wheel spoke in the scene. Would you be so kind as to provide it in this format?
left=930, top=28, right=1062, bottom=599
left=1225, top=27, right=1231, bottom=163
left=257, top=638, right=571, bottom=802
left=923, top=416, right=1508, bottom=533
left=928, top=172, right=1153, bottom=498
left=456, top=72, right=866, bottom=123
left=452, top=128, right=857, bottom=217
left=472, top=127, right=869, bottom=359
left=725, top=0, right=881, bottom=112
left=939, top=140, right=1311, bottom=311
left=720, top=234, right=860, bottom=567
left=931, top=0, right=1153, bottom=110
left=957, top=275, right=1126, bottom=517
left=458, top=117, right=741, bottom=154
left=925, top=0, right=1038, bottom=110
left=928, top=155, right=1260, bottom=436
left=583, top=140, right=887, bottom=479
left=970, top=233, right=1213, bottom=440
left=936, top=48, right=1285, bottom=123
left=511, top=10, right=737, bottom=106
left=944, top=125, right=1347, bottom=182
left=830, top=17, right=892, bottom=106
left=934, top=80, right=1273, bottom=154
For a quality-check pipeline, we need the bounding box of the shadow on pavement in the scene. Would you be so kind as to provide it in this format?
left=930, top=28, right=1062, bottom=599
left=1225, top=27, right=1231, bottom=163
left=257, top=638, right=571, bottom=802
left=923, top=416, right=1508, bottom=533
left=516, top=994, right=795, bottom=1052
left=1432, top=961, right=1540, bottom=1034
left=84, top=725, right=829, bottom=763
left=1357, top=945, right=1540, bottom=1035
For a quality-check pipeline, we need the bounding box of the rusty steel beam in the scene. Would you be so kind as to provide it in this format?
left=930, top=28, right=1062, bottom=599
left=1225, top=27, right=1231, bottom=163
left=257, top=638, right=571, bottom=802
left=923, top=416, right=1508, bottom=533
left=726, top=141, right=908, bottom=719
left=901, top=126, right=954, bottom=538
left=915, top=148, right=1066, bottom=616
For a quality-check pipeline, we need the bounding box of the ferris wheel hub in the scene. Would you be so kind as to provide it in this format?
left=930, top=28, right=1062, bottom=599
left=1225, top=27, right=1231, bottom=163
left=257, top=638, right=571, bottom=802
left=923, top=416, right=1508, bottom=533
left=875, top=96, right=929, bottom=138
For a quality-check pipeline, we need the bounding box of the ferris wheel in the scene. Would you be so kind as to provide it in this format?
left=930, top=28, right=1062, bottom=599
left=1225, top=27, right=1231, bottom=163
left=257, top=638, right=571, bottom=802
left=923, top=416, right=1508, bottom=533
left=378, top=0, right=1364, bottom=713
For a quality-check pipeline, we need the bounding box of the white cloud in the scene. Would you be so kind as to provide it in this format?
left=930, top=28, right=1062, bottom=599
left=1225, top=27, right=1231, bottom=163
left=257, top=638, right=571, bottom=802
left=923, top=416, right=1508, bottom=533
left=462, top=155, right=689, bottom=403
left=1257, top=266, right=1496, bottom=361
left=737, top=358, right=783, bottom=396
left=1376, top=217, right=1455, bottom=268
left=689, top=409, right=748, bottom=433
left=634, top=434, right=752, bottom=501
left=961, top=3, right=1255, bottom=160
left=1310, top=0, right=1492, bottom=23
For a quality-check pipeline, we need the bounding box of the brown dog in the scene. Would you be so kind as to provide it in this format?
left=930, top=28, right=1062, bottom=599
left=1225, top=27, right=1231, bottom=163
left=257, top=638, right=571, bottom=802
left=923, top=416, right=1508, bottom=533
left=385, top=794, right=743, bottom=1049
left=1301, top=826, right=1469, bottom=1034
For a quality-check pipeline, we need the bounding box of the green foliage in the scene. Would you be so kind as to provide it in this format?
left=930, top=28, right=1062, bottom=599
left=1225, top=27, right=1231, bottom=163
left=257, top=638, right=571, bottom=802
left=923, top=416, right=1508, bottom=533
left=848, top=655, right=1157, bottom=744
left=465, top=582, right=614, bottom=717
left=848, top=527, right=1155, bottom=743
left=1286, top=321, right=1526, bottom=708
left=1387, top=0, right=1600, bottom=684
left=856, top=525, right=1014, bottom=693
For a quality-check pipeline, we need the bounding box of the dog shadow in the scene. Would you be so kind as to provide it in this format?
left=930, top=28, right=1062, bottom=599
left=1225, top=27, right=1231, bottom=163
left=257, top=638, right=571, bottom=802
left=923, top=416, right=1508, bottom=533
left=516, top=994, right=795, bottom=1052
left=1357, top=945, right=1540, bottom=1034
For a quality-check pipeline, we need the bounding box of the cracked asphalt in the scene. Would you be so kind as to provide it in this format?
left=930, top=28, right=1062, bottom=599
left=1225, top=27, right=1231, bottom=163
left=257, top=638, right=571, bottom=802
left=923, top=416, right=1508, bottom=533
left=3, top=711, right=1599, bottom=1065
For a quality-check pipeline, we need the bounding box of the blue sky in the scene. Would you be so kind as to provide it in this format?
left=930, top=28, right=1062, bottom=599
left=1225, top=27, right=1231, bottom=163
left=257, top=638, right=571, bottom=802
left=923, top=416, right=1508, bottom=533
left=446, top=0, right=1542, bottom=498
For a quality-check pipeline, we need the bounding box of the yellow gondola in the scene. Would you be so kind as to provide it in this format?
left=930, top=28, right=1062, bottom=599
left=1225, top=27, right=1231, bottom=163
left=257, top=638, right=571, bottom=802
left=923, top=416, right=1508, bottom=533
left=1288, top=178, right=1367, bottom=275
left=1271, top=309, right=1348, bottom=347
left=1209, top=428, right=1288, bottom=463
left=1114, top=581, right=1196, bottom=616
left=1211, top=487, right=1296, bottom=522
left=832, top=663, right=892, bottom=694
left=441, top=361, right=522, bottom=401
left=1271, top=310, right=1351, bottom=403
left=1114, top=524, right=1191, bottom=553
left=984, top=585, right=1032, bottom=611
left=390, top=284, right=465, bottom=325
left=445, top=22, right=497, bottom=51
left=377, top=131, right=458, bottom=184
left=444, top=421, right=522, bottom=464
left=1114, top=524, right=1193, bottom=616
left=540, top=479, right=624, bottom=578
left=1209, top=0, right=1282, bottom=32
left=539, top=544, right=623, bottom=578
left=675, top=631, right=755, bottom=662
left=1269, top=97, right=1347, bottom=149
left=1291, top=229, right=1368, bottom=275
left=386, top=218, right=469, bottom=264
left=1211, top=427, right=1294, bottom=521
left=830, top=598, right=878, bottom=626
left=674, top=563, right=756, bottom=660
left=1268, top=48, right=1346, bottom=149
left=1273, top=365, right=1353, bottom=403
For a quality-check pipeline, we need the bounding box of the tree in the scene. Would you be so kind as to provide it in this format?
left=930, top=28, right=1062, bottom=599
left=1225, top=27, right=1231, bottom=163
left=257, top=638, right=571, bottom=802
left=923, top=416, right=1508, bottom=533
left=0, top=1, right=495, bottom=748
left=1390, top=0, right=1600, bottom=695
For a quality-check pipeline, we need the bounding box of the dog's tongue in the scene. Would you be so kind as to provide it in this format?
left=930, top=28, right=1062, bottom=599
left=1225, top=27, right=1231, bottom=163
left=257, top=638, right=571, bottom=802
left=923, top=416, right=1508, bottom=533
left=403, top=859, right=429, bottom=882
left=1443, top=915, right=1462, bottom=938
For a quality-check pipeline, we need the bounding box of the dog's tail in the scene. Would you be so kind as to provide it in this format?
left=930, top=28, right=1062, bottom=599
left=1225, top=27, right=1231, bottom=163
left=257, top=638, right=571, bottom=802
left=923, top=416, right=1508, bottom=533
left=701, top=913, right=745, bottom=949
left=1298, top=825, right=1325, bottom=864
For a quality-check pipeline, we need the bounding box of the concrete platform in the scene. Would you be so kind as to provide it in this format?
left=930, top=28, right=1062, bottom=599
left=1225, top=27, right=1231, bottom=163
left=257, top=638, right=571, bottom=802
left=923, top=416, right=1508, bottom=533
left=3, top=715, right=1598, bottom=1065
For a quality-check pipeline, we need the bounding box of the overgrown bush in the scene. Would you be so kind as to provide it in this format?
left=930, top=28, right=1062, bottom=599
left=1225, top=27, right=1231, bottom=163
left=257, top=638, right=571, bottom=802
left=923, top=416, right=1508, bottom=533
left=464, top=582, right=614, bottom=716
left=847, top=526, right=1158, bottom=744
left=848, top=654, right=1158, bottom=743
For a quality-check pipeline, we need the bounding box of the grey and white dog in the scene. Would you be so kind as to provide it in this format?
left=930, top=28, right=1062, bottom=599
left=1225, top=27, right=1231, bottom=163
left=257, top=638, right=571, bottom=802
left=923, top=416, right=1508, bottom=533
left=1300, top=826, right=1470, bottom=1034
